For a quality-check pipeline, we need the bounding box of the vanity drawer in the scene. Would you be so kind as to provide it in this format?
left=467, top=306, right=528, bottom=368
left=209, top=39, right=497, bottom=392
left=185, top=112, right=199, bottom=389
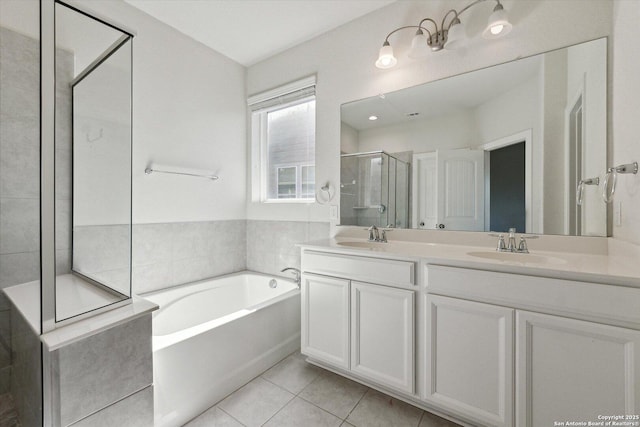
left=426, top=264, right=640, bottom=329
left=302, top=250, right=415, bottom=288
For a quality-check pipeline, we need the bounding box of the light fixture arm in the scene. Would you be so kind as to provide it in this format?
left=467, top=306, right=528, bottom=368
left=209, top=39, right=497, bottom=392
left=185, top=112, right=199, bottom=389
left=382, top=25, right=433, bottom=44
left=440, top=9, right=459, bottom=32
left=418, top=17, right=439, bottom=34
left=456, top=0, right=501, bottom=17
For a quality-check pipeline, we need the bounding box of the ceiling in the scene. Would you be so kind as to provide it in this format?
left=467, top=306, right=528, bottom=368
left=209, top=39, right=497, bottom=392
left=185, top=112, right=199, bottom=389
left=124, top=0, right=396, bottom=66
left=341, top=55, right=543, bottom=131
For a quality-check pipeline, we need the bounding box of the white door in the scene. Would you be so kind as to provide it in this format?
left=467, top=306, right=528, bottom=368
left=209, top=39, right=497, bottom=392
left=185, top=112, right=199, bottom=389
left=412, top=152, right=438, bottom=229
left=424, top=295, right=514, bottom=427
left=351, top=281, right=414, bottom=393
left=437, top=149, right=485, bottom=231
left=516, top=311, right=640, bottom=427
left=301, top=273, right=350, bottom=369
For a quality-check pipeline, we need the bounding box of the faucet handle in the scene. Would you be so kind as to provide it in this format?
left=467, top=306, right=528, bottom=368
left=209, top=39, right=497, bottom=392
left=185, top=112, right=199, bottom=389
left=487, top=233, right=507, bottom=251
left=517, top=235, right=539, bottom=253
left=281, top=267, right=301, bottom=288
left=367, top=225, right=379, bottom=242
left=380, top=229, right=392, bottom=243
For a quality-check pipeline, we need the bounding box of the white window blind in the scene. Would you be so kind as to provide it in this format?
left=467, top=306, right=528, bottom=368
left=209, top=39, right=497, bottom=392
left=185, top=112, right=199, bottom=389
left=248, top=75, right=316, bottom=112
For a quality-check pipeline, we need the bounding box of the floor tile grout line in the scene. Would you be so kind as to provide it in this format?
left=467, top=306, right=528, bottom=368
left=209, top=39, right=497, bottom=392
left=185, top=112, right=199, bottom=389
left=258, top=391, right=296, bottom=427
left=294, top=372, right=368, bottom=423
left=343, top=386, right=371, bottom=424
left=417, top=409, right=426, bottom=427
left=217, top=405, right=247, bottom=427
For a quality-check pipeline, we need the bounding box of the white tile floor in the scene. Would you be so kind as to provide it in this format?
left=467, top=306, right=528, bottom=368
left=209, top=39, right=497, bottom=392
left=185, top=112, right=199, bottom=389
left=184, top=352, right=460, bottom=427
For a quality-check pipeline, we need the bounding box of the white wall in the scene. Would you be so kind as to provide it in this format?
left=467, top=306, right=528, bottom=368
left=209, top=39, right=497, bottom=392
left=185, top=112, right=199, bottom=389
left=566, top=39, right=608, bottom=236
left=356, top=109, right=475, bottom=155
left=340, top=122, right=359, bottom=154
left=541, top=49, right=569, bottom=234
left=68, top=0, right=247, bottom=224
left=612, top=0, right=640, bottom=245
left=247, top=0, right=613, bottom=226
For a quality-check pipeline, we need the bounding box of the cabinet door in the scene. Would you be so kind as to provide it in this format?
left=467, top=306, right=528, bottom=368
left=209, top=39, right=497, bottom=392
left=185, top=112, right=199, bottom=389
left=301, top=273, right=350, bottom=369
left=424, top=295, right=514, bottom=427
left=351, top=281, right=414, bottom=393
left=516, top=311, right=640, bottom=427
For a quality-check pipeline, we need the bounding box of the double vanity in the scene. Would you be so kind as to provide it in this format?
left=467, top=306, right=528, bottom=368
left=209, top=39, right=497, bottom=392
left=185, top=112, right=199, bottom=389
left=299, top=230, right=640, bottom=427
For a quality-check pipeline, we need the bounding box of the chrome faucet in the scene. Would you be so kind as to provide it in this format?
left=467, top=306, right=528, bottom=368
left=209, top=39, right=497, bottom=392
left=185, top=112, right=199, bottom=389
left=281, top=267, right=301, bottom=288
left=367, top=225, right=380, bottom=242
left=507, top=228, right=518, bottom=252
left=489, top=229, right=538, bottom=253
left=366, top=225, right=391, bottom=243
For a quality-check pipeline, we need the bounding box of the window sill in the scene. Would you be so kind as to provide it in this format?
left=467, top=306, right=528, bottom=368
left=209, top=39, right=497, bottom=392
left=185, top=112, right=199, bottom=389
left=261, top=199, right=315, bottom=204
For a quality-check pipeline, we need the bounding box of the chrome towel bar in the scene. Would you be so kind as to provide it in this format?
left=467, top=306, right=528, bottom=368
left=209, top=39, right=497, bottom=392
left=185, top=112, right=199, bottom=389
left=144, top=167, right=219, bottom=181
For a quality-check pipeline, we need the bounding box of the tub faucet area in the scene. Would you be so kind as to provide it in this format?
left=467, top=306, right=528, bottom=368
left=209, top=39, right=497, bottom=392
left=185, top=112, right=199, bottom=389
left=281, top=267, right=301, bottom=288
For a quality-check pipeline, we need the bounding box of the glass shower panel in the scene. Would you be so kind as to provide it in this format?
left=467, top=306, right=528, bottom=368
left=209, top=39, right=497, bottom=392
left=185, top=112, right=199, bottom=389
left=395, top=160, right=410, bottom=228
left=339, top=152, right=410, bottom=228
left=54, top=1, right=133, bottom=323
left=388, top=157, right=397, bottom=227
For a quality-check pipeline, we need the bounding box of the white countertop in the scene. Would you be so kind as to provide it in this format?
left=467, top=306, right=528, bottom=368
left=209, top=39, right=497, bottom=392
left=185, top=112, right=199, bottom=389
left=299, top=236, right=640, bottom=288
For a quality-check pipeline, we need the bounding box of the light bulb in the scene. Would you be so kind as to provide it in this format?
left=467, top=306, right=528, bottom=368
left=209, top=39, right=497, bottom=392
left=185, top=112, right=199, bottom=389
left=490, top=24, right=504, bottom=35
left=375, top=42, right=397, bottom=69
left=483, top=4, right=512, bottom=39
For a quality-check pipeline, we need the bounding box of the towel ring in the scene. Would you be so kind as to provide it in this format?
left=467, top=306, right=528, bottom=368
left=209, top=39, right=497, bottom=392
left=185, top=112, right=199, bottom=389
left=315, top=182, right=334, bottom=204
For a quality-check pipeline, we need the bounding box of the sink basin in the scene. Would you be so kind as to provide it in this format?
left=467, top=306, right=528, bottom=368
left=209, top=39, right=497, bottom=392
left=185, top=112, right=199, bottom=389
left=467, top=251, right=567, bottom=266
left=336, top=241, right=390, bottom=250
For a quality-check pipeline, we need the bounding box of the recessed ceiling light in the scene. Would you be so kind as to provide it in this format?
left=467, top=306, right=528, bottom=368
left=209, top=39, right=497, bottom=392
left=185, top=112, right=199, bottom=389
left=369, top=115, right=378, bottom=121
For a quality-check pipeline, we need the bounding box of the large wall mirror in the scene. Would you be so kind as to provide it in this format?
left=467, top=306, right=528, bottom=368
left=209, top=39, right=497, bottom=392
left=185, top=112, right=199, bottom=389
left=340, top=38, right=607, bottom=237
left=55, top=1, right=133, bottom=322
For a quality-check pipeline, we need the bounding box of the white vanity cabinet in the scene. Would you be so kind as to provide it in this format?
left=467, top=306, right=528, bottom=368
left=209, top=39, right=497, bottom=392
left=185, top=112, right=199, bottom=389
left=351, top=281, right=414, bottom=393
left=301, top=273, right=350, bottom=369
left=423, top=294, right=514, bottom=427
left=426, top=264, right=640, bottom=427
left=516, top=311, right=640, bottom=427
left=301, top=250, right=416, bottom=394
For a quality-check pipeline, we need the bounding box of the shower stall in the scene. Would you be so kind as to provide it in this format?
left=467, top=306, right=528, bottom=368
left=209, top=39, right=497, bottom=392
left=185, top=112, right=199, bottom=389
left=340, top=151, right=410, bottom=228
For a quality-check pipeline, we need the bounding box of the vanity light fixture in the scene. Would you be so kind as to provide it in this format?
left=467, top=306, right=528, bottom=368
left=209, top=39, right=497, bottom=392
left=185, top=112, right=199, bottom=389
left=375, top=0, right=512, bottom=69
left=368, top=115, right=378, bottom=121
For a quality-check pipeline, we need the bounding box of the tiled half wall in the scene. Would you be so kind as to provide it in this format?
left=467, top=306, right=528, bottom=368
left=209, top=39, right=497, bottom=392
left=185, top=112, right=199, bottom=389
left=130, top=219, right=329, bottom=294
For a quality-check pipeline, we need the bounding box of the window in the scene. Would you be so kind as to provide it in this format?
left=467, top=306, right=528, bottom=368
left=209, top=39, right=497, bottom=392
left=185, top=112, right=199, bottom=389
left=249, top=77, right=316, bottom=202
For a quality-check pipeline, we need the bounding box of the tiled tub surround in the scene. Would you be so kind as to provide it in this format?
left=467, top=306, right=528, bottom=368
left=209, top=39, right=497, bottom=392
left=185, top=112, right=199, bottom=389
left=145, top=272, right=301, bottom=427
left=45, top=315, right=153, bottom=426
left=11, top=300, right=41, bottom=427
left=132, top=220, right=246, bottom=294
left=125, top=219, right=326, bottom=295
left=246, top=220, right=329, bottom=277
left=4, top=277, right=157, bottom=427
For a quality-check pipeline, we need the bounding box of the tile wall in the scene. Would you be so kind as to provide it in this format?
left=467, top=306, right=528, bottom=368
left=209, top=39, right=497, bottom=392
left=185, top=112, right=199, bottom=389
left=0, top=27, right=41, bottom=394
left=246, top=220, right=329, bottom=277
left=10, top=305, right=41, bottom=427
left=132, top=219, right=329, bottom=295
left=131, top=219, right=247, bottom=294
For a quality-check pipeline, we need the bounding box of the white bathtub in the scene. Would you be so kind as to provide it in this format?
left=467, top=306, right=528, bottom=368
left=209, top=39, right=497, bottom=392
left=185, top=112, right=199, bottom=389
left=143, top=271, right=301, bottom=427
